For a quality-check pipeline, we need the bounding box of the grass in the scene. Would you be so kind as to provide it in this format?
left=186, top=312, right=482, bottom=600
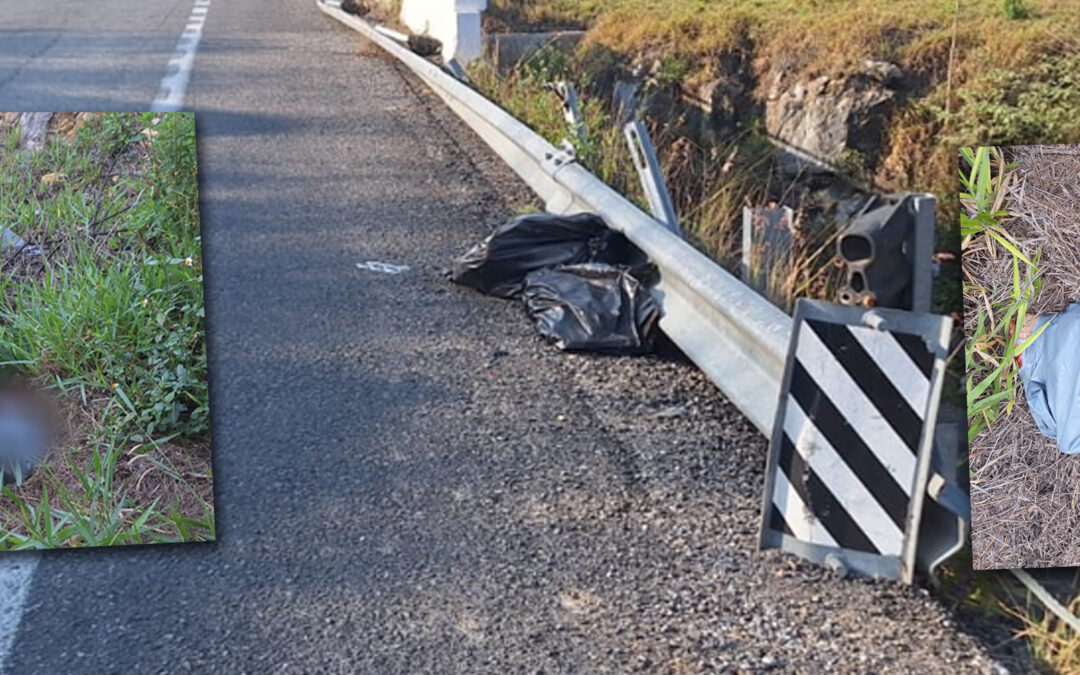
left=1017, top=595, right=1080, bottom=672
left=939, top=560, right=1080, bottom=673
left=468, top=49, right=844, bottom=312
left=1004, top=0, right=1032, bottom=19
left=485, top=0, right=1078, bottom=84
left=960, top=146, right=1051, bottom=443
left=0, top=112, right=212, bottom=549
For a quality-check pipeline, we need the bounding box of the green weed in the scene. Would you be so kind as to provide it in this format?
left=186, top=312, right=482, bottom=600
left=960, top=146, right=1049, bottom=442
left=0, top=112, right=211, bottom=548
left=1004, top=0, right=1030, bottom=20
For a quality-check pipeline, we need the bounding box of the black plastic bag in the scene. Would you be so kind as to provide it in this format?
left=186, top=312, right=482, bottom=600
left=451, top=213, right=641, bottom=298
left=523, top=263, right=659, bottom=353
left=408, top=35, right=442, bottom=57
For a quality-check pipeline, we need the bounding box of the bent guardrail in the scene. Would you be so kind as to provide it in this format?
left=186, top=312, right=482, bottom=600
left=316, top=0, right=792, bottom=436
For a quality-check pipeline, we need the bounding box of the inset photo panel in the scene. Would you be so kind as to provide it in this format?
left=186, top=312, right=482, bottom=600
left=0, top=112, right=212, bottom=550
left=964, top=144, right=1080, bottom=570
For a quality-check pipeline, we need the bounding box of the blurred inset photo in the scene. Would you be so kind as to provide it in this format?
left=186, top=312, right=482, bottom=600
left=964, top=145, right=1080, bottom=569
left=0, top=112, right=212, bottom=550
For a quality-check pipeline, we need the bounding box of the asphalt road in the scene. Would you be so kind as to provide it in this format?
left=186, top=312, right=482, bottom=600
left=0, top=1, right=1030, bottom=672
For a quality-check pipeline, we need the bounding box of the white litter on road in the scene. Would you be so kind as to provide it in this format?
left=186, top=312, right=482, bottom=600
left=151, top=0, right=212, bottom=112
left=357, top=261, right=410, bottom=274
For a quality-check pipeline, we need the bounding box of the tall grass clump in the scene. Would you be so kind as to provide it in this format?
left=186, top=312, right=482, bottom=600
left=960, top=146, right=1049, bottom=442
left=467, top=45, right=841, bottom=310
left=1004, top=0, right=1030, bottom=20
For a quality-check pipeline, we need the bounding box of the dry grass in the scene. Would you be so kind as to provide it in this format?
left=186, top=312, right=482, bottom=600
left=484, top=0, right=1080, bottom=241
left=969, top=145, right=1080, bottom=570
left=486, top=0, right=1079, bottom=85
left=0, top=390, right=213, bottom=545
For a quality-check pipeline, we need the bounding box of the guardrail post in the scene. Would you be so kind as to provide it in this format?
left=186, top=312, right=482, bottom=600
left=741, top=206, right=793, bottom=303
left=836, top=193, right=934, bottom=312
left=549, top=81, right=585, bottom=147
left=400, top=0, right=487, bottom=64
left=623, top=120, right=680, bottom=236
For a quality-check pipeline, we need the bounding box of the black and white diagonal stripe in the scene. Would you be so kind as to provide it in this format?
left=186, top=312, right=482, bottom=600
left=768, top=319, right=935, bottom=557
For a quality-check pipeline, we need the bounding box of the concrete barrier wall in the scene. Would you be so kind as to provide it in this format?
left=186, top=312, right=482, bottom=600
left=400, top=0, right=487, bottom=64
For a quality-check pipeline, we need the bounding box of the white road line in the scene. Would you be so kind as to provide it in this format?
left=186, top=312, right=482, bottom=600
left=0, top=555, right=39, bottom=673
left=151, top=0, right=211, bottom=112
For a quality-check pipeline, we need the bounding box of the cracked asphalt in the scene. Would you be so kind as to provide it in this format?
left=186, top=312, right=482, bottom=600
left=0, top=0, right=1034, bottom=672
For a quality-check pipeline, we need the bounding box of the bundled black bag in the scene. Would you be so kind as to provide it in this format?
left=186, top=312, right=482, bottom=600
left=451, top=213, right=641, bottom=298
left=522, top=263, right=659, bottom=353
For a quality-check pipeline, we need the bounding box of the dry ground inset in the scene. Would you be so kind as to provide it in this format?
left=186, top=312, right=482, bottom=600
left=969, top=144, right=1080, bottom=570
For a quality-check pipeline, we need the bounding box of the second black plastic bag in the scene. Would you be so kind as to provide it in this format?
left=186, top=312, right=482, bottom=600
left=523, top=263, right=659, bottom=353
left=451, top=213, right=641, bottom=298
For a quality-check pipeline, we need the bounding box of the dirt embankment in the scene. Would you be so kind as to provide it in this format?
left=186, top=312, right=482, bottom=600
left=481, top=1, right=1080, bottom=231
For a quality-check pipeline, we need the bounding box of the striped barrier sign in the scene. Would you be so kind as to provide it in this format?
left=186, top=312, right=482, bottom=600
left=758, top=299, right=952, bottom=583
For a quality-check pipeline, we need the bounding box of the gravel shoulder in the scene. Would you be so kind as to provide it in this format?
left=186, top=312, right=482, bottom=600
left=402, top=57, right=1030, bottom=673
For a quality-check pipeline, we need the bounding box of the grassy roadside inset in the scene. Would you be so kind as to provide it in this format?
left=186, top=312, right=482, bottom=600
left=0, top=112, right=212, bottom=549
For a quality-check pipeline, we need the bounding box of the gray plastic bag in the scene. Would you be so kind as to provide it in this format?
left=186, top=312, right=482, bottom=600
left=1020, top=303, right=1080, bottom=454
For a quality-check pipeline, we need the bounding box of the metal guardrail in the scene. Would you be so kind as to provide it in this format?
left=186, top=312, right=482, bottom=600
left=623, top=120, right=681, bottom=236
left=316, top=0, right=793, bottom=436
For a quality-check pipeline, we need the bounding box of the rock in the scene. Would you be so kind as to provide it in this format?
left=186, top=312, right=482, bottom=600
left=861, top=59, right=903, bottom=86
left=697, top=52, right=756, bottom=138
left=408, top=34, right=442, bottom=57
left=765, top=64, right=904, bottom=174
left=15, top=112, right=52, bottom=151
left=670, top=48, right=757, bottom=140
left=340, top=0, right=369, bottom=16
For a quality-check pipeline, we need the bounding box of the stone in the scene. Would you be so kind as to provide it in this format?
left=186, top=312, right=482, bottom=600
left=765, top=65, right=904, bottom=173
left=15, top=112, right=52, bottom=151
left=861, top=59, right=904, bottom=86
